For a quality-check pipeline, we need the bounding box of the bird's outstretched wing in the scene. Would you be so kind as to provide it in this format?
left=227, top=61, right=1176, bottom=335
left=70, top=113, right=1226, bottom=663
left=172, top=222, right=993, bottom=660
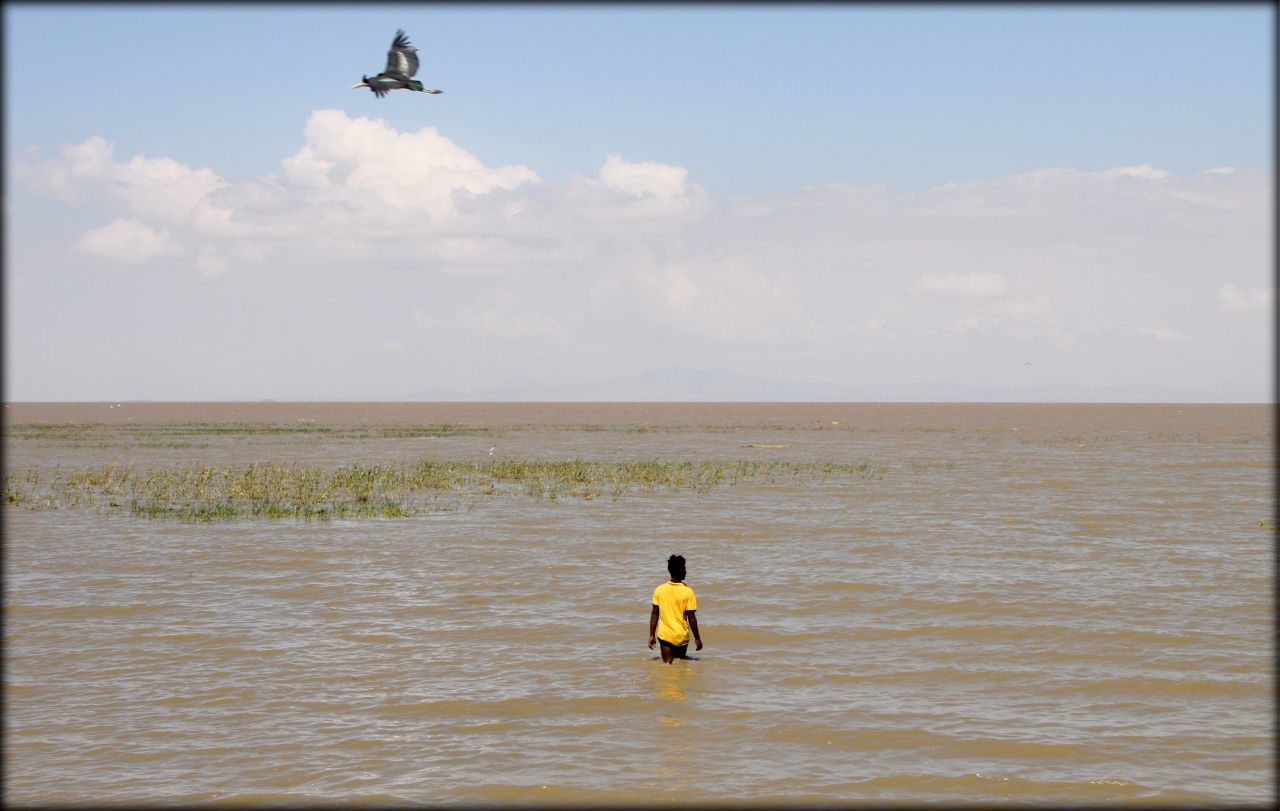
left=384, top=29, right=420, bottom=79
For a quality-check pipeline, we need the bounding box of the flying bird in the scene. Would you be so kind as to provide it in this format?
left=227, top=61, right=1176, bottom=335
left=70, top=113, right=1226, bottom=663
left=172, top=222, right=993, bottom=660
left=353, top=29, right=442, bottom=98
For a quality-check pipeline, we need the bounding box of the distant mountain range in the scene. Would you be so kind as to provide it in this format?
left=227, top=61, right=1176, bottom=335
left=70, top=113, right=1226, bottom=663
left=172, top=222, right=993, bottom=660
left=401, top=367, right=1267, bottom=403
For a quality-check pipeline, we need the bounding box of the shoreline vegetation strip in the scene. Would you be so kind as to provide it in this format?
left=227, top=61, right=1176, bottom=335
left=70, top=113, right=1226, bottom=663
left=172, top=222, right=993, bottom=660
left=3, top=421, right=1255, bottom=447
left=3, top=459, right=880, bottom=522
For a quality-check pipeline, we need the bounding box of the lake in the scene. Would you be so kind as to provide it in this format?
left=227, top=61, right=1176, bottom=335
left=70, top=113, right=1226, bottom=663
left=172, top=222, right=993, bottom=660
left=3, top=402, right=1273, bottom=805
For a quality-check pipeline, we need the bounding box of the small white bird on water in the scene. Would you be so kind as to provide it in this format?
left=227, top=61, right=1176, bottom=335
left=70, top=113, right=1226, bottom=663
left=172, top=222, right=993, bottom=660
left=489, top=446, right=496, bottom=456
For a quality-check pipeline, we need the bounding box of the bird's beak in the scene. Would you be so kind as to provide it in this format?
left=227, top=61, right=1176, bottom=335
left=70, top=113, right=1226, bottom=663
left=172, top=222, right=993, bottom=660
left=351, top=82, right=367, bottom=89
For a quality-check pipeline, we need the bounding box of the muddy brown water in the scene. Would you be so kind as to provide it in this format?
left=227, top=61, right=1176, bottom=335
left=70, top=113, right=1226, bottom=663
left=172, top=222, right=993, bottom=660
left=3, top=402, right=1273, bottom=805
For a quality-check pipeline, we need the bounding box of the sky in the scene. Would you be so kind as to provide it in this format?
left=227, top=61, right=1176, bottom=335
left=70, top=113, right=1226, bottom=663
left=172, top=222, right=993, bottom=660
left=3, top=3, right=1274, bottom=401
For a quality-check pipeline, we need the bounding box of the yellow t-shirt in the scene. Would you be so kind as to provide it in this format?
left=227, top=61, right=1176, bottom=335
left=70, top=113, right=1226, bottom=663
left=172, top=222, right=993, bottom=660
left=652, top=581, right=698, bottom=646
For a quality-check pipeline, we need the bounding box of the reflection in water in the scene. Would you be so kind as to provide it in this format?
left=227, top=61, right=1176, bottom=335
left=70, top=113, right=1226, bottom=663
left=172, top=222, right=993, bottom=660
left=651, top=661, right=699, bottom=787
left=653, top=660, right=693, bottom=705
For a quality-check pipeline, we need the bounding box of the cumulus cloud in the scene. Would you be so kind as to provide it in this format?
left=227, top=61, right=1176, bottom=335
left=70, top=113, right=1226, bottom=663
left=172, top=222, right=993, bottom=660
left=79, top=218, right=179, bottom=263
left=598, top=154, right=690, bottom=199
left=281, top=145, right=334, bottom=189
left=20, top=112, right=547, bottom=269
left=1101, top=164, right=1170, bottom=181
left=26, top=136, right=224, bottom=224
left=13, top=120, right=1271, bottom=398
left=22, top=112, right=721, bottom=276
left=1218, top=284, right=1272, bottom=311
left=570, top=153, right=707, bottom=223
left=285, top=109, right=540, bottom=222
left=911, top=271, right=1008, bottom=299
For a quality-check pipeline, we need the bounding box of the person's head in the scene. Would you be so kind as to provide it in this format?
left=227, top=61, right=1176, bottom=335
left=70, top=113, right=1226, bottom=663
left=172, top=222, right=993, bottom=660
left=667, top=554, right=686, bottom=581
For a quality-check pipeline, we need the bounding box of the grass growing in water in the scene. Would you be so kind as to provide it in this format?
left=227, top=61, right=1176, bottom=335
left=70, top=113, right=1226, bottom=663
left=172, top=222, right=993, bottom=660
left=2, top=422, right=493, bottom=447
left=4, top=459, right=879, bottom=522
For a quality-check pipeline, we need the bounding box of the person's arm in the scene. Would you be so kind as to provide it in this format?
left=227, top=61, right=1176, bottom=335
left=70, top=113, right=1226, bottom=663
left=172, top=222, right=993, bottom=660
left=648, top=605, right=660, bottom=649
left=686, top=610, right=703, bottom=650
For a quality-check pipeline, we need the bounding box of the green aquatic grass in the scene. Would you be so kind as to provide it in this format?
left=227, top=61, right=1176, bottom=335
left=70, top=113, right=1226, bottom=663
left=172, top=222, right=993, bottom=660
left=1, top=422, right=493, bottom=445
left=3, top=458, right=880, bottom=522
left=2, top=420, right=858, bottom=448
left=6, top=420, right=1263, bottom=448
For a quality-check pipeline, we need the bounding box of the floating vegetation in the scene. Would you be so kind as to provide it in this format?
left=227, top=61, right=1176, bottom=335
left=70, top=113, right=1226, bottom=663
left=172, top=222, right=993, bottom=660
left=3, top=459, right=880, bottom=523
left=1, top=422, right=493, bottom=446
left=0, top=420, right=877, bottom=448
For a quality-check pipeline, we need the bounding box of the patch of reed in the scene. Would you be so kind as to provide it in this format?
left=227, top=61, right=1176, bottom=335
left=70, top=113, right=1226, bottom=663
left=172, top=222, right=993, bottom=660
left=3, top=458, right=880, bottom=522
left=3, top=422, right=490, bottom=441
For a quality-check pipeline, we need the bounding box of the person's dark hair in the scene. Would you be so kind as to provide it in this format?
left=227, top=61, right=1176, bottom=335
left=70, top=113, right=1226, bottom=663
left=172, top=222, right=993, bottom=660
left=668, top=555, right=686, bottom=577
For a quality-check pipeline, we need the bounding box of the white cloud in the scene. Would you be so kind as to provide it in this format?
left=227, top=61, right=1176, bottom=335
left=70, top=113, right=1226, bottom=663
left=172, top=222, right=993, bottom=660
left=22, top=131, right=1263, bottom=292
left=934, top=163, right=1172, bottom=198
left=24, top=112, right=546, bottom=274
left=598, top=154, right=690, bottom=199
left=117, top=154, right=224, bottom=223
left=1138, top=327, right=1190, bottom=342
left=618, top=260, right=811, bottom=345
left=569, top=154, right=708, bottom=224
left=942, top=316, right=985, bottom=334
left=911, top=271, right=1008, bottom=299
left=281, top=145, right=334, bottom=189
left=12, top=116, right=1271, bottom=400
left=1203, top=166, right=1236, bottom=175
left=1218, top=284, right=1272, bottom=311
left=412, top=294, right=567, bottom=342
left=65, top=135, right=114, bottom=176
left=195, top=251, right=229, bottom=278
left=79, top=218, right=179, bottom=263
left=287, top=109, right=540, bottom=222
left=1101, top=164, right=1170, bottom=181
left=27, top=136, right=224, bottom=223
left=1003, top=295, right=1051, bottom=316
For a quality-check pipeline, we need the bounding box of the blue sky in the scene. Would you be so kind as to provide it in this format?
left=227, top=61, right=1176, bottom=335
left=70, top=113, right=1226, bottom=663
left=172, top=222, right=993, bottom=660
left=4, top=3, right=1274, bottom=401
left=8, top=5, right=1271, bottom=192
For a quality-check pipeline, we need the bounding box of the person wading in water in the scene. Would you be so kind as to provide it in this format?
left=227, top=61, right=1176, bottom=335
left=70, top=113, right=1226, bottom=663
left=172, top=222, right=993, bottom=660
left=649, top=554, right=703, bottom=663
